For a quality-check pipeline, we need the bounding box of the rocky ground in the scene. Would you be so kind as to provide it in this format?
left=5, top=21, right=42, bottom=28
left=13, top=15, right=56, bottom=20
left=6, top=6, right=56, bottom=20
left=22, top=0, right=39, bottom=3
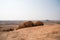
left=0, top=24, right=60, bottom=40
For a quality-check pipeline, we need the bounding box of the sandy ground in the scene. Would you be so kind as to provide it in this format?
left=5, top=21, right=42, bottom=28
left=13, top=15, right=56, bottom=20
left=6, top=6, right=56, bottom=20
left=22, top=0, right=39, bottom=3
left=0, top=24, right=60, bottom=40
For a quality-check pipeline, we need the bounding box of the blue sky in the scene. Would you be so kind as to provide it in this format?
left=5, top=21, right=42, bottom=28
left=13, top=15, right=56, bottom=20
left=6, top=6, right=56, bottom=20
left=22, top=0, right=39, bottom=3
left=0, top=0, right=60, bottom=20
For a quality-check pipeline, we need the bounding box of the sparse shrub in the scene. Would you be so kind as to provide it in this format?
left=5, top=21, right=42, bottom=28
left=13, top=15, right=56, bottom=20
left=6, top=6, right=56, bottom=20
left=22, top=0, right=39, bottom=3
left=0, top=25, right=18, bottom=32
left=2, top=28, right=14, bottom=32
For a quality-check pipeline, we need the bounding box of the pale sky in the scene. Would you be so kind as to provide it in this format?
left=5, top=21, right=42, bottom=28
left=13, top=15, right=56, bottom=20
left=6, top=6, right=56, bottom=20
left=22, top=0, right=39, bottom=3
left=0, top=0, right=60, bottom=20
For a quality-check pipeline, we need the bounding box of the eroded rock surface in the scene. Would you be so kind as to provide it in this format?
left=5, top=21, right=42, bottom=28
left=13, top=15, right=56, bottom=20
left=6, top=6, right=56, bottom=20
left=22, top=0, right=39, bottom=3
left=0, top=24, right=60, bottom=40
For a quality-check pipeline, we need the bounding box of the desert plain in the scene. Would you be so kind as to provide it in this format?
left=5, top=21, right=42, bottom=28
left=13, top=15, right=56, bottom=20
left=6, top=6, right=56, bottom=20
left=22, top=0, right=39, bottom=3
left=0, top=20, right=60, bottom=40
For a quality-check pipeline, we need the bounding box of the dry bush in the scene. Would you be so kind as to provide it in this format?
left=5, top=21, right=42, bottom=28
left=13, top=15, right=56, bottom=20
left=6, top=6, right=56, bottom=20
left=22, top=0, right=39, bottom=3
left=17, top=21, right=34, bottom=29
left=0, top=27, right=14, bottom=32
left=2, top=29, right=14, bottom=32
left=0, top=25, right=19, bottom=32
left=33, top=21, right=44, bottom=26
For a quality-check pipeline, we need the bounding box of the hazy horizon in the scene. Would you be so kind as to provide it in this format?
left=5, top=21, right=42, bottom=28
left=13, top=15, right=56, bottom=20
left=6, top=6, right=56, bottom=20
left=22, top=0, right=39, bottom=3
left=0, top=0, right=60, bottom=20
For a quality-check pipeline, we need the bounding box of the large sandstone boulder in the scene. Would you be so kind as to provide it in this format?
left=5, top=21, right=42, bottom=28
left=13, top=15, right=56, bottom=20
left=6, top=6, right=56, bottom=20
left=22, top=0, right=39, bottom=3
left=17, top=21, right=34, bottom=29
left=17, top=21, right=44, bottom=30
left=33, top=21, right=44, bottom=26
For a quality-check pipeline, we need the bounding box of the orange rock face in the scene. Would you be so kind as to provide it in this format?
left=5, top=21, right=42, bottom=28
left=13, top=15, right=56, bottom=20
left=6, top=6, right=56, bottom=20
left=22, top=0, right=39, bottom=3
left=33, top=21, right=44, bottom=26
left=17, top=21, right=34, bottom=29
left=17, top=21, right=44, bottom=30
